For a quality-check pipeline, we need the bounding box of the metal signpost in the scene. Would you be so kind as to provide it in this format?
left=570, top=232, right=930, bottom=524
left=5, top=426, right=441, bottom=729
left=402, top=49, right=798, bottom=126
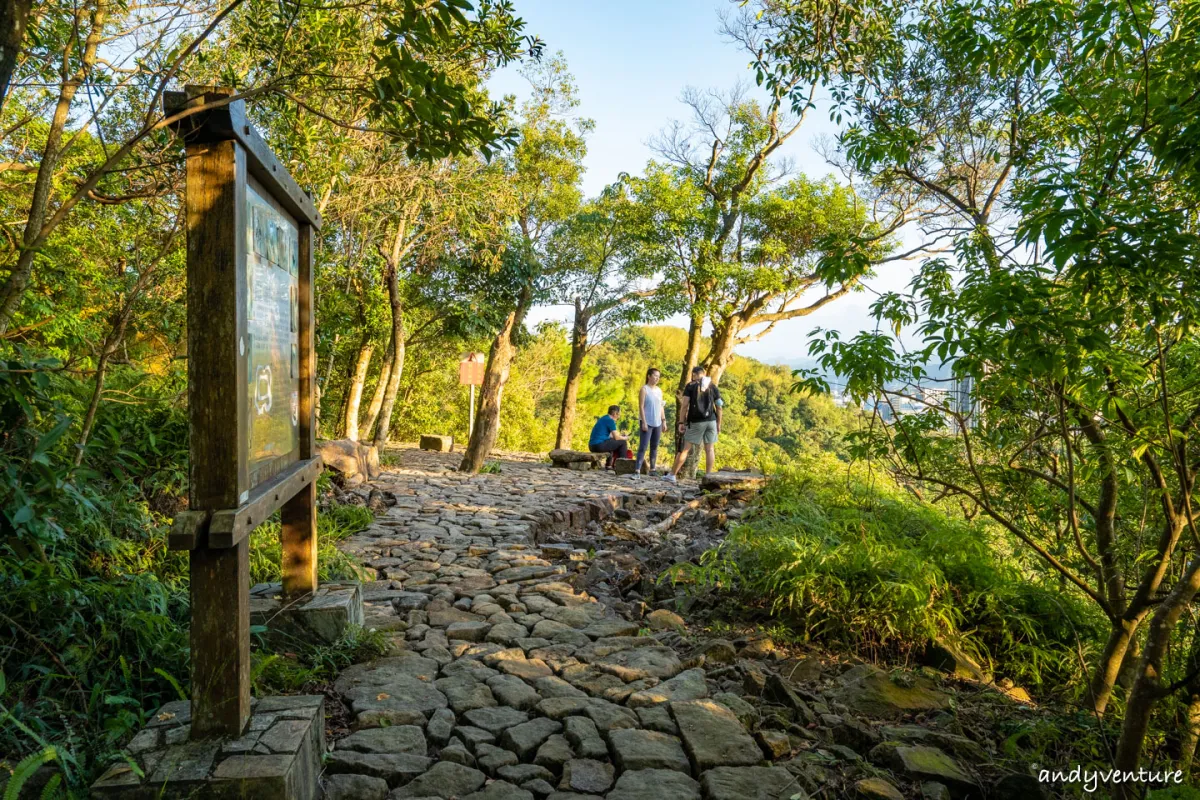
left=459, top=351, right=486, bottom=438
left=165, top=86, right=323, bottom=739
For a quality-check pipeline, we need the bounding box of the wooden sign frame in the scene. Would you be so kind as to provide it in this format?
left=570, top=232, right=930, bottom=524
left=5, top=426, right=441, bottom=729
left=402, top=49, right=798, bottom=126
left=165, top=86, right=323, bottom=739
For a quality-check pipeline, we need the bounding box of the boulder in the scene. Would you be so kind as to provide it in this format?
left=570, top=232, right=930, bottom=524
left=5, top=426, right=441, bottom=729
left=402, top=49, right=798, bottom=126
left=829, top=666, right=951, bottom=719
left=317, top=439, right=371, bottom=479
left=922, top=637, right=990, bottom=683
left=420, top=434, right=454, bottom=452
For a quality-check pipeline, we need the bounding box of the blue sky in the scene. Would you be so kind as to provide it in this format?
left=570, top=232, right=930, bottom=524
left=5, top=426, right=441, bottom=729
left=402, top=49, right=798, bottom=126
left=489, top=0, right=918, bottom=366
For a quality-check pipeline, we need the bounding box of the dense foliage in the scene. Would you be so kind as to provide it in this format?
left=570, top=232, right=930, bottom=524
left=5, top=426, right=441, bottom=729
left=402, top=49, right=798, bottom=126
left=680, top=454, right=1102, bottom=693
left=4, top=0, right=1200, bottom=792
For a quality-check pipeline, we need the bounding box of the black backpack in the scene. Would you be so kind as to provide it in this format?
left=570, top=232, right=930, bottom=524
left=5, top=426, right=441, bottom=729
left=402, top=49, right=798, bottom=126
left=693, top=383, right=715, bottom=417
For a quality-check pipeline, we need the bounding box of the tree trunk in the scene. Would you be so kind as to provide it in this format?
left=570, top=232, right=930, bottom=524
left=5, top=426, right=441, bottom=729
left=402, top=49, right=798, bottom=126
left=372, top=264, right=405, bottom=449
left=1087, top=614, right=1146, bottom=715
left=705, top=316, right=739, bottom=384
left=1114, top=554, right=1200, bottom=795
left=1180, top=633, right=1200, bottom=778
left=342, top=338, right=373, bottom=442
left=0, top=0, right=34, bottom=113
left=677, top=307, right=704, bottom=478
left=0, top=0, right=106, bottom=334
left=555, top=299, right=589, bottom=450
left=460, top=287, right=531, bottom=473
left=361, top=341, right=394, bottom=441
left=75, top=345, right=117, bottom=466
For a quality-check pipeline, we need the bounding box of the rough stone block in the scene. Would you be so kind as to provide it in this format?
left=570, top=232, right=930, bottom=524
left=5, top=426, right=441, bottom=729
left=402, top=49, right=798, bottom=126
left=419, top=434, right=454, bottom=452
left=613, top=458, right=638, bottom=475
left=91, top=696, right=324, bottom=800
left=249, top=582, right=364, bottom=647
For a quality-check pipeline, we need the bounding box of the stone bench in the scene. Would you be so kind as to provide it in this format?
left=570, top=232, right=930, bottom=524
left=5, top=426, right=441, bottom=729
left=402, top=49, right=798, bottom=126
left=548, top=448, right=604, bottom=471
left=419, top=434, right=454, bottom=452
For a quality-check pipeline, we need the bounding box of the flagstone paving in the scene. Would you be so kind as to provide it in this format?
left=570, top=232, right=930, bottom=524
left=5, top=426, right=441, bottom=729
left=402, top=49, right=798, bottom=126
left=323, top=447, right=811, bottom=800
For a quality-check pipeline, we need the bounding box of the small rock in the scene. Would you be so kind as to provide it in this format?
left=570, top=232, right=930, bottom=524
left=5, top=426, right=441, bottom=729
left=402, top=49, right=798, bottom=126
left=448, top=621, right=493, bottom=642
left=500, top=718, right=563, bottom=761
left=607, top=768, right=701, bottom=800
left=608, top=728, right=690, bottom=774
left=739, top=638, right=775, bottom=659
left=628, top=668, right=708, bottom=708
left=440, top=741, right=477, bottom=767
left=477, top=742, right=520, bottom=774
left=700, top=640, right=737, bottom=664
left=322, top=773, right=389, bottom=800
left=533, top=734, right=574, bottom=774
left=671, top=699, right=762, bottom=772
left=499, top=764, right=555, bottom=784
left=426, top=708, right=456, bottom=746
left=635, top=705, right=678, bottom=735
left=831, top=666, right=950, bottom=719
left=336, top=725, right=426, bottom=755
left=712, top=693, right=759, bottom=729
left=700, top=766, right=804, bottom=800
left=558, top=759, right=614, bottom=794
left=921, top=782, right=952, bottom=800
left=323, top=751, right=431, bottom=787
left=461, top=780, right=536, bottom=800
left=755, top=730, right=791, bottom=760
left=487, top=674, right=541, bottom=710
left=855, top=777, right=905, bottom=800
left=464, top=706, right=530, bottom=735
left=646, top=609, right=686, bottom=632
left=871, top=744, right=977, bottom=793
left=563, top=716, right=608, bottom=761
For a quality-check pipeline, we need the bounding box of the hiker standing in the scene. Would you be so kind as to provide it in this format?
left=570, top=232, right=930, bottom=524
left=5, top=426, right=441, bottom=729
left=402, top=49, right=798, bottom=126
left=635, top=367, right=664, bottom=477
left=664, top=365, right=721, bottom=483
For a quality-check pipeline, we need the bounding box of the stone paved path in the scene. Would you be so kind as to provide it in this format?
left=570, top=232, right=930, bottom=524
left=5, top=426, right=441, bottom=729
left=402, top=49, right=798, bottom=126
left=324, top=447, right=807, bottom=800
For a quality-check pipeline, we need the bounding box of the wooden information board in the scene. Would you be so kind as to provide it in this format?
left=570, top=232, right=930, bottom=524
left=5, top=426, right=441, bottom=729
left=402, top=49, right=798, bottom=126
left=165, top=86, right=323, bottom=738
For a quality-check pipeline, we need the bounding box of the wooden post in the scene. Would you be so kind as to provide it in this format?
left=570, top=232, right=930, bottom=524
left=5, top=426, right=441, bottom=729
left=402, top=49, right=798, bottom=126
left=189, top=540, right=250, bottom=736
left=168, top=86, right=323, bottom=740
left=282, top=222, right=317, bottom=598
left=185, top=132, right=252, bottom=738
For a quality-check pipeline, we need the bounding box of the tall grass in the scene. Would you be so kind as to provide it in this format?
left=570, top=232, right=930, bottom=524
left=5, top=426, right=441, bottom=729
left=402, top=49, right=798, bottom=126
left=0, top=353, right=377, bottom=794
left=677, top=454, right=1103, bottom=693
left=248, top=502, right=374, bottom=586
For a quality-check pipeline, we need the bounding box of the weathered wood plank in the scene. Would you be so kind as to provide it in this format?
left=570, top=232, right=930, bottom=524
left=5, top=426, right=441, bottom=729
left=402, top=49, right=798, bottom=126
left=168, top=510, right=210, bottom=551
left=208, top=456, right=323, bottom=548
left=186, top=137, right=248, bottom=510
left=165, top=87, right=321, bottom=228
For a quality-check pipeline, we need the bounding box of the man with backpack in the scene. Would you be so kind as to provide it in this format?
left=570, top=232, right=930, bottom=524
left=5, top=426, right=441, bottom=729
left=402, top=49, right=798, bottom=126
left=664, top=365, right=722, bottom=483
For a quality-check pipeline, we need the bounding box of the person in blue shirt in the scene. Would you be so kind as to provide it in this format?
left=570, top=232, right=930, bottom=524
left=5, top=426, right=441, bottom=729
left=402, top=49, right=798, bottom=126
left=588, top=405, right=628, bottom=469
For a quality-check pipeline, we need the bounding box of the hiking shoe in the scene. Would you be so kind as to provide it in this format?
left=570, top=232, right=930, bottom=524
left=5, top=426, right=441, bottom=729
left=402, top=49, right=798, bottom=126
left=663, top=473, right=677, bottom=484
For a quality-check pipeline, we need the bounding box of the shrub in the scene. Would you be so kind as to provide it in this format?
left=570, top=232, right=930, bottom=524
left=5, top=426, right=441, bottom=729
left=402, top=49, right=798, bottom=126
left=677, top=454, right=1102, bottom=692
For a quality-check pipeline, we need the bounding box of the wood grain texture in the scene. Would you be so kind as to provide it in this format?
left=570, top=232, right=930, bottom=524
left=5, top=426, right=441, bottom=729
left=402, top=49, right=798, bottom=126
left=185, top=138, right=247, bottom=509
left=280, top=480, right=318, bottom=599
left=207, top=456, right=322, bottom=548
left=189, top=538, right=250, bottom=737
left=167, top=510, right=210, bottom=551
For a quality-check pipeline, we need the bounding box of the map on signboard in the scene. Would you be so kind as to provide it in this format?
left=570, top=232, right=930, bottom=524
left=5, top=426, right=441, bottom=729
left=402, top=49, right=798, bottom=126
left=246, top=181, right=300, bottom=489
